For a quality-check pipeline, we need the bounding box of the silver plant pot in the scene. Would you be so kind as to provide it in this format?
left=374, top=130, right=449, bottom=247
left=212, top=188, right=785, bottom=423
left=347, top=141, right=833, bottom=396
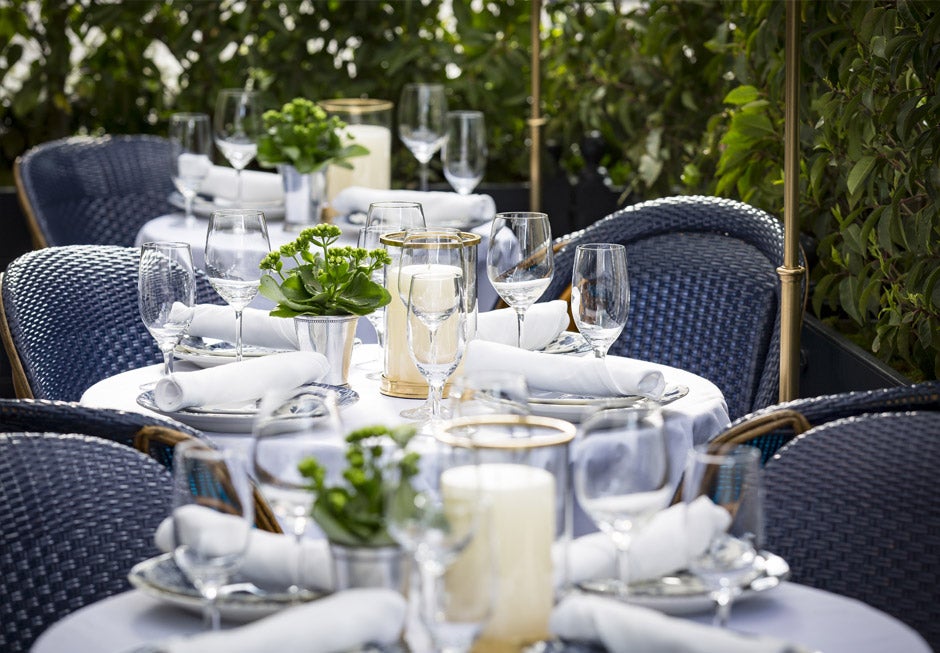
left=294, top=314, right=358, bottom=386
left=329, top=542, right=408, bottom=593
left=279, top=164, right=326, bottom=232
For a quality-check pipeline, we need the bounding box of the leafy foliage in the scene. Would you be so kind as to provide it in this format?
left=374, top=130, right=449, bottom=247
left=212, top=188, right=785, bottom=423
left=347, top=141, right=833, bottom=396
left=256, top=98, right=368, bottom=174
left=259, top=223, right=391, bottom=317
left=298, top=424, right=419, bottom=547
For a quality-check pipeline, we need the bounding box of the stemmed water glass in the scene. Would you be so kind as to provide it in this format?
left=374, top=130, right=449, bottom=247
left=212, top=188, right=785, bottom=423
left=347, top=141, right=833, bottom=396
left=214, top=88, right=263, bottom=205
left=486, top=212, right=554, bottom=349
left=442, top=111, right=486, bottom=195
left=449, top=370, right=531, bottom=418
left=169, top=112, right=212, bottom=227
left=357, top=224, right=392, bottom=378
left=252, top=386, right=345, bottom=593
left=571, top=243, right=630, bottom=358
left=683, top=445, right=763, bottom=628
left=573, top=406, right=672, bottom=597
left=171, top=439, right=254, bottom=631
left=204, top=209, right=271, bottom=362
left=405, top=270, right=468, bottom=426
left=138, top=241, right=195, bottom=384
left=398, top=83, right=448, bottom=191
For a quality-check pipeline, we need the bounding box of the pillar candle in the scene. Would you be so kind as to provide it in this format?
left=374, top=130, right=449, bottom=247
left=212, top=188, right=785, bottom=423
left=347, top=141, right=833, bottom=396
left=326, top=124, right=392, bottom=202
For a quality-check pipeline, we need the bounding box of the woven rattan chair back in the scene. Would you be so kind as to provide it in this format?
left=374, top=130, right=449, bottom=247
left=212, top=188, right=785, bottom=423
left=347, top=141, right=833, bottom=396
left=14, top=135, right=176, bottom=248
left=0, top=432, right=171, bottom=652
left=764, top=410, right=940, bottom=649
left=0, top=245, right=222, bottom=401
left=543, top=196, right=789, bottom=420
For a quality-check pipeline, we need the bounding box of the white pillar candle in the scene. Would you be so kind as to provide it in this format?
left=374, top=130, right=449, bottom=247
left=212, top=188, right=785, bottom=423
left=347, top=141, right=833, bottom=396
left=442, top=463, right=556, bottom=647
left=326, top=124, right=391, bottom=202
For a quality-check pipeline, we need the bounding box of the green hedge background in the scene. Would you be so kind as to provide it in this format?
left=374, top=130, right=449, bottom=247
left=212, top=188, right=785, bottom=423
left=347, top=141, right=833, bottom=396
left=1, top=0, right=937, bottom=380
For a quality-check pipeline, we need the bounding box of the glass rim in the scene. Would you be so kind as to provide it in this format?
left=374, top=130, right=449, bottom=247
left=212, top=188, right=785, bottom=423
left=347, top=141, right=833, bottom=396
left=140, top=241, right=191, bottom=250
left=688, top=443, right=761, bottom=466
left=368, top=201, right=423, bottom=209
left=447, top=110, right=484, bottom=118
left=494, top=211, right=549, bottom=220
left=318, top=98, right=393, bottom=113
left=576, top=242, right=626, bottom=252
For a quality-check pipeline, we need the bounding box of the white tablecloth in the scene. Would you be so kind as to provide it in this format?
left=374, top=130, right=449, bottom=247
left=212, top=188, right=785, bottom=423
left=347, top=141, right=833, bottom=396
left=30, top=582, right=930, bottom=653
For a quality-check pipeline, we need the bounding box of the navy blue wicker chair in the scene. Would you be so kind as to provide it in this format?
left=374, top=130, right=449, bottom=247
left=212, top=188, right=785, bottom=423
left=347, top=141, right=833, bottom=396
left=14, top=135, right=176, bottom=248
left=709, top=381, right=940, bottom=463
left=0, top=245, right=223, bottom=401
left=0, top=432, right=172, bottom=652
left=763, top=410, right=940, bottom=650
left=543, top=196, right=789, bottom=420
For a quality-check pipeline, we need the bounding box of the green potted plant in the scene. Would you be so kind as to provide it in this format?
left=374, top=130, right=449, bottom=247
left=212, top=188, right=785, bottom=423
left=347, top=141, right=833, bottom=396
left=259, top=223, right=392, bottom=385
left=256, top=97, right=369, bottom=230
left=297, top=423, right=419, bottom=590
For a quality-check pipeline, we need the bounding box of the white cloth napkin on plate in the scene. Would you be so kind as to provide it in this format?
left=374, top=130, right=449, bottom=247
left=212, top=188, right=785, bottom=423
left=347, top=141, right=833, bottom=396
left=164, top=588, right=406, bottom=653
left=152, top=351, right=329, bottom=412
left=155, top=505, right=334, bottom=591
left=550, top=594, right=792, bottom=653
left=476, top=300, right=570, bottom=350
left=464, top=340, right=666, bottom=399
left=187, top=304, right=299, bottom=350
left=331, top=186, right=496, bottom=226
left=555, top=497, right=732, bottom=587
left=200, top=165, right=283, bottom=204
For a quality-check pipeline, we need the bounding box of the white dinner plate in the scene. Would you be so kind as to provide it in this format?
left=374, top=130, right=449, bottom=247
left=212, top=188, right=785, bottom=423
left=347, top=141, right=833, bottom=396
left=576, top=550, right=790, bottom=615
left=175, top=336, right=291, bottom=368
left=136, top=383, right=359, bottom=433
left=169, top=191, right=286, bottom=220
left=129, top=553, right=327, bottom=622
left=528, top=384, right=690, bottom=422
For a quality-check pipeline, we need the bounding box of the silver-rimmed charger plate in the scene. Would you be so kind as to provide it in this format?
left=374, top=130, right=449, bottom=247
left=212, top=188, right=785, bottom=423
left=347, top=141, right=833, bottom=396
left=175, top=336, right=291, bottom=368
left=576, top=551, right=790, bottom=615
left=528, top=384, right=690, bottom=422
left=136, top=382, right=359, bottom=433
left=169, top=191, right=285, bottom=220
left=129, top=553, right=327, bottom=622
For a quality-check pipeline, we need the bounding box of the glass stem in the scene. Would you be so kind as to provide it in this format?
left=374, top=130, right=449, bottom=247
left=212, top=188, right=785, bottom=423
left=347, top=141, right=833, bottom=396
left=291, top=521, right=307, bottom=597
left=161, top=347, right=175, bottom=377
left=234, top=309, right=244, bottom=362
left=235, top=168, right=244, bottom=203
left=419, top=161, right=429, bottom=192
left=514, top=307, right=526, bottom=349
left=184, top=195, right=196, bottom=227
left=612, top=532, right=632, bottom=597
left=713, top=588, right=733, bottom=628
left=593, top=347, right=606, bottom=359
left=202, top=586, right=221, bottom=631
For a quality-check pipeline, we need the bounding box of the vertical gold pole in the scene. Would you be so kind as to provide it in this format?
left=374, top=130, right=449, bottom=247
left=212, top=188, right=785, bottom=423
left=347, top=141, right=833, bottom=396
left=779, top=0, right=805, bottom=402
left=528, top=0, right=544, bottom=212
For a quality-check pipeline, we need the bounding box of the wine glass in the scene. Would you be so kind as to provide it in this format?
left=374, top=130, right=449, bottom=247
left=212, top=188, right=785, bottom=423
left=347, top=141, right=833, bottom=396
left=683, top=444, right=763, bottom=628
left=573, top=406, right=672, bottom=597
left=171, top=439, right=254, bottom=631
left=398, top=83, right=448, bottom=191
left=169, top=112, right=212, bottom=227
left=442, top=111, right=486, bottom=195
left=405, top=270, right=468, bottom=425
left=204, top=209, right=271, bottom=362
left=357, top=224, right=393, bottom=378
left=365, top=200, right=428, bottom=232
left=449, top=370, right=530, bottom=418
left=570, top=243, right=629, bottom=358
left=138, top=241, right=195, bottom=384
left=252, top=386, right=345, bottom=593
left=386, top=434, right=493, bottom=653
left=486, top=212, right=554, bottom=349
left=214, top=88, right=263, bottom=205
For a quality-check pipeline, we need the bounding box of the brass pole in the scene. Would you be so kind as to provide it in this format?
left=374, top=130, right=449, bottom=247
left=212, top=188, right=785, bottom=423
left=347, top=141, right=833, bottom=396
left=779, top=0, right=805, bottom=401
left=528, top=0, right=545, bottom=212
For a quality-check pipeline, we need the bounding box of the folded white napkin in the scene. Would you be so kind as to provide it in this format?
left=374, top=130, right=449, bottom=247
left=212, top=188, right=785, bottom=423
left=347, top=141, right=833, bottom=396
left=200, top=165, right=283, bottom=204
left=556, top=497, right=732, bottom=587
left=550, top=594, right=792, bottom=653
left=153, top=351, right=329, bottom=411
left=476, top=301, right=570, bottom=350
left=155, top=505, right=334, bottom=591
left=464, top=340, right=666, bottom=399
left=331, top=186, right=496, bottom=226
left=187, top=304, right=299, bottom=350
left=164, top=588, right=406, bottom=653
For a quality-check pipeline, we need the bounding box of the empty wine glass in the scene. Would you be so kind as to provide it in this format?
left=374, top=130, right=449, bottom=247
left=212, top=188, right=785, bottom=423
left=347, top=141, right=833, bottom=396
left=683, top=445, right=763, bottom=628
left=398, top=83, right=448, bottom=191
left=573, top=406, right=672, bottom=597
left=571, top=243, right=629, bottom=358
left=365, top=200, right=428, bottom=232
left=442, top=111, right=486, bottom=195
left=486, top=212, right=554, bottom=349
left=449, top=370, right=530, bottom=418
left=204, top=209, right=271, bottom=362
left=169, top=112, right=212, bottom=227
left=172, top=439, right=254, bottom=631
left=357, top=224, right=392, bottom=378
left=406, top=270, right=468, bottom=426
left=252, top=386, right=345, bottom=593
left=138, top=242, right=195, bottom=384
left=214, top=88, right=263, bottom=205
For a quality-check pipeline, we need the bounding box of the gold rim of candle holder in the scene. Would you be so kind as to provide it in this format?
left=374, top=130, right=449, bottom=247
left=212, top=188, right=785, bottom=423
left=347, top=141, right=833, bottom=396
left=436, top=414, right=576, bottom=449
left=381, top=231, right=482, bottom=249
left=318, top=98, right=394, bottom=114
